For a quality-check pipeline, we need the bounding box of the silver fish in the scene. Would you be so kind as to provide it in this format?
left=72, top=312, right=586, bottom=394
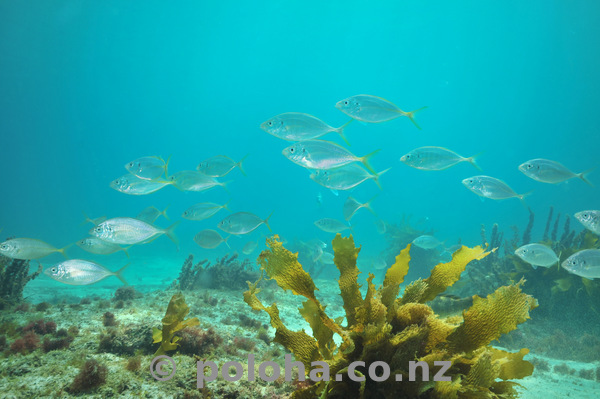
left=197, top=155, right=248, bottom=177
left=462, top=175, right=528, bottom=201
left=242, top=241, right=258, bottom=255
left=168, top=170, right=226, bottom=192
left=514, top=243, right=559, bottom=269
left=373, top=257, right=387, bottom=270
left=81, top=212, right=107, bottom=226
left=194, top=230, right=230, bottom=249
left=314, top=218, right=351, bottom=233
left=310, top=164, right=390, bottom=191
left=575, top=210, right=600, bottom=235
left=0, top=238, right=68, bottom=260
left=412, top=235, right=444, bottom=250
left=343, top=195, right=377, bottom=221
left=137, top=205, right=170, bottom=224
left=76, top=237, right=130, bottom=257
left=335, top=94, right=426, bottom=128
left=318, top=251, right=335, bottom=265
left=260, top=112, right=351, bottom=145
left=44, top=260, right=129, bottom=285
left=90, top=217, right=180, bottom=248
left=182, top=202, right=230, bottom=221
left=283, top=140, right=379, bottom=172
left=374, top=219, right=387, bottom=234
left=125, top=156, right=169, bottom=180
left=519, top=159, right=593, bottom=186
left=110, top=174, right=170, bottom=195
left=400, top=146, right=481, bottom=171
left=562, top=249, right=600, bottom=279
left=218, top=212, right=272, bottom=235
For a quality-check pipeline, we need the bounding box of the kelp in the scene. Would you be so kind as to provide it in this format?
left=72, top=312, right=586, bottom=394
left=152, top=293, right=200, bottom=356
left=244, top=235, right=537, bottom=398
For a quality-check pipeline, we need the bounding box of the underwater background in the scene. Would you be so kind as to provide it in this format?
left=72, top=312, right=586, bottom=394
left=1, top=0, right=600, bottom=398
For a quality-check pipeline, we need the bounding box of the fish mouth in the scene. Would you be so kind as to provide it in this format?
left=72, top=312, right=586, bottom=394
left=517, top=163, right=527, bottom=173
left=400, top=155, right=407, bottom=162
left=334, top=100, right=344, bottom=110
left=259, top=121, right=269, bottom=132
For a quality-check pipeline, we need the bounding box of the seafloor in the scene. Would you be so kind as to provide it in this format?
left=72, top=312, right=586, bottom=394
left=1, top=255, right=599, bottom=399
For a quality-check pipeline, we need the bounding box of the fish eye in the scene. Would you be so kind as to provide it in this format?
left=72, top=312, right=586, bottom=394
left=0, top=244, right=6, bottom=250
left=290, top=148, right=295, bottom=153
left=344, top=100, right=349, bottom=105
left=51, top=267, right=56, bottom=272
left=268, top=121, right=273, bottom=126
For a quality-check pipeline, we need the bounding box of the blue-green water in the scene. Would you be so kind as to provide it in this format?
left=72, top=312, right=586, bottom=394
left=1, top=1, right=599, bottom=396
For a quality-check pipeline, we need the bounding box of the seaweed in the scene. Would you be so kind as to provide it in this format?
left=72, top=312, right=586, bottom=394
left=0, top=254, right=42, bottom=309
left=173, top=253, right=259, bottom=291
left=244, top=235, right=536, bottom=398
left=152, top=293, right=199, bottom=356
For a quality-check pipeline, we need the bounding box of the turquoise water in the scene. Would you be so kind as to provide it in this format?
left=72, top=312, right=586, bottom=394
left=1, top=1, right=599, bottom=397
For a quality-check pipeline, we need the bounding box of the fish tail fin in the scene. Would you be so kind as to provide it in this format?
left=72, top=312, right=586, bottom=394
left=223, top=200, right=232, bottom=212
left=405, top=106, right=428, bottom=130
left=80, top=211, right=91, bottom=226
left=221, top=180, right=232, bottom=194
left=467, top=151, right=484, bottom=171
left=161, top=205, right=171, bottom=221
left=360, top=149, right=381, bottom=174
left=264, top=211, right=274, bottom=232
left=164, top=221, right=181, bottom=250
left=518, top=193, right=533, bottom=208
left=163, top=154, right=172, bottom=179
left=57, top=244, right=71, bottom=259
left=578, top=168, right=594, bottom=186
left=114, top=263, right=130, bottom=285
left=373, top=168, right=392, bottom=190
left=365, top=194, right=379, bottom=217
left=348, top=223, right=355, bottom=235
left=224, top=235, right=231, bottom=249
left=237, top=154, right=249, bottom=176
left=336, top=119, right=353, bottom=146
left=122, top=245, right=133, bottom=258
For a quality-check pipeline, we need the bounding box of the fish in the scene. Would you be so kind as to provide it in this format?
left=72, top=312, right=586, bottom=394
left=462, top=175, right=529, bottom=202
left=137, top=205, right=170, bottom=224
left=310, top=164, right=391, bottom=191
left=168, top=170, right=227, bottom=192
left=374, top=219, right=387, bottom=234
left=318, top=251, right=335, bottom=265
left=80, top=212, right=107, bottom=226
left=314, top=218, right=351, bottom=233
left=335, top=94, right=427, bottom=129
left=182, top=202, right=230, bottom=221
left=562, top=249, right=600, bottom=279
left=125, top=156, right=169, bottom=180
left=197, top=154, right=248, bottom=177
left=519, top=159, right=593, bottom=186
left=343, top=195, right=377, bottom=221
left=194, top=230, right=230, bottom=249
left=110, top=174, right=170, bottom=195
left=282, top=140, right=379, bottom=173
left=44, top=260, right=129, bottom=285
left=0, top=238, right=69, bottom=260
left=412, top=235, right=444, bottom=250
left=218, top=212, right=273, bottom=235
left=242, top=241, right=258, bottom=255
left=90, top=217, right=180, bottom=248
left=373, top=257, right=387, bottom=270
left=76, top=237, right=130, bottom=257
left=575, top=210, right=600, bottom=235
left=260, top=112, right=352, bottom=145
left=400, top=146, right=481, bottom=171
left=514, top=243, right=559, bottom=269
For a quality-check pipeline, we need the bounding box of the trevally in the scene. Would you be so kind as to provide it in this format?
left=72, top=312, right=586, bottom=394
left=218, top=212, right=272, bottom=235
left=260, top=112, right=352, bottom=145
left=400, top=146, right=481, bottom=171
left=343, top=195, right=377, bottom=221
left=412, top=235, right=444, bottom=250
left=314, top=218, right=351, bottom=233
left=125, top=155, right=169, bottom=180
left=335, top=94, right=426, bottom=129
left=168, top=170, right=227, bottom=192
left=182, top=202, right=230, bottom=221
left=462, top=175, right=529, bottom=202
left=76, top=237, right=130, bottom=257
left=0, top=238, right=68, bottom=260
left=283, top=140, right=379, bottom=173
left=197, top=154, right=248, bottom=177
left=562, top=249, right=600, bottom=279
left=44, top=260, right=129, bottom=285
left=575, top=210, right=600, bottom=235
left=242, top=240, right=258, bottom=255
left=310, top=164, right=390, bottom=190
left=110, top=174, right=170, bottom=195
left=514, top=243, right=559, bottom=269
left=90, top=217, right=180, bottom=248
left=194, top=229, right=230, bottom=249
left=137, top=205, right=170, bottom=224
left=519, top=158, right=593, bottom=186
